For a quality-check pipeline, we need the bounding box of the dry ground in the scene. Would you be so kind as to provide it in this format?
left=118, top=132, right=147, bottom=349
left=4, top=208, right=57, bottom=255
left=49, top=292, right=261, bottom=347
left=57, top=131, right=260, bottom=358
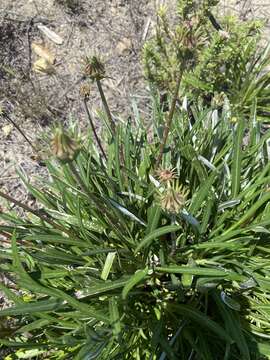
left=0, top=0, right=161, bottom=205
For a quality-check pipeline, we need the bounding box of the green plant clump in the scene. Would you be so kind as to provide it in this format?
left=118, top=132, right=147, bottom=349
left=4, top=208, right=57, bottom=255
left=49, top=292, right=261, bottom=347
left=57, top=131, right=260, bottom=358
left=143, top=0, right=270, bottom=121
left=1, top=53, right=270, bottom=358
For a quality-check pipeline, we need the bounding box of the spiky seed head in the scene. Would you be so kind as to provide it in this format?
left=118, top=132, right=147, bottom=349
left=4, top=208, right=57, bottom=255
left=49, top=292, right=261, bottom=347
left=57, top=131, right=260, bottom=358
left=219, top=30, right=230, bottom=40
left=51, top=127, right=80, bottom=163
left=83, top=56, right=105, bottom=80
left=159, top=182, right=189, bottom=214
left=79, top=82, right=91, bottom=99
left=156, top=167, right=177, bottom=183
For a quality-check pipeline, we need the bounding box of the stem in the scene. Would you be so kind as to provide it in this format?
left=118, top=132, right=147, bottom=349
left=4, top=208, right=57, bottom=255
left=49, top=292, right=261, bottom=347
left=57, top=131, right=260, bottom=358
left=96, top=78, right=115, bottom=135
left=0, top=190, right=69, bottom=235
left=156, top=68, right=184, bottom=168
left=3, top=113, right=39, bottom=153
left=82, top=98, right=107, bottom=160
left=207, top=11, right=222, bottom=31
left=170, top=214, right=177, bottom=256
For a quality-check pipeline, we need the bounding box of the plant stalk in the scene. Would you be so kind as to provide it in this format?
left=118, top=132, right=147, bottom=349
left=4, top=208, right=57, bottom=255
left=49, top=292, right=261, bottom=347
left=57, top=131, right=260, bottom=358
left=156, top=68, right=183, bottom=168
left=96, top=78, right=115, bottom=135
left=82, top=98, right=107, bottom=160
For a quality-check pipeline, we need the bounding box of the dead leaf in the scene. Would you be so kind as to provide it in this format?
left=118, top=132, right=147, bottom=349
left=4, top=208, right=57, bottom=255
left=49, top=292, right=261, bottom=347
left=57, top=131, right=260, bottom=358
left=2, top=124, right=13, bottom=137
left=33, top=58, right=55, bottom=75
left=37, top=24, right=64, bottom=45
left=32, top=43, right=55, bottom=64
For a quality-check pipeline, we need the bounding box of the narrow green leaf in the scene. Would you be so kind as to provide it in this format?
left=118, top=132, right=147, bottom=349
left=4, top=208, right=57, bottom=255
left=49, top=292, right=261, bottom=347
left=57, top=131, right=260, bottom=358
left=108, top=198, right=146, bottom=226
left=189, top=172, right=216, bottom=215
left=231, top=119, right=244, bottom=198
left=101, top=251, right=116, bottom=280
left=0, top=299, right=64, bottom=316
left=170, top=304, right=233, bottom=343
left=223, top=191, right=270, bottom=235
left=221, top=291, right=241, bottom=311
left=109, top=297, right=121, bottom=336
left=122, top=268, right=148, bottom=299
left=78, top=277, right=129, bottom=298
left=135, top=225, right=181, bottom=253
left=212, top=291, right=250, bottom=359
left=156, top=266, right=229, bottom=277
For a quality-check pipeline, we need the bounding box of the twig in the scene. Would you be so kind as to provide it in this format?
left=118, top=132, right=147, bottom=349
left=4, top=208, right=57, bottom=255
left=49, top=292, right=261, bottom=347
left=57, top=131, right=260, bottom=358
left=2, top=113, right=39, bottom=153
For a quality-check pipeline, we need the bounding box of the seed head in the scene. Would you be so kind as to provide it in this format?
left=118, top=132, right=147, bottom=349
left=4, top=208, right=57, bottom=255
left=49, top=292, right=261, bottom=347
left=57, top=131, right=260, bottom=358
left=156, top=167, right=177, bottom=183
left=51, top=127, right=80, bottom=163
left=79, top=82, right=91, bottom=100
left=159, top=182, right=189, bottom=214
left=219, top=30, right=230, bottom=40
left=83, top=56, right=105, bottom=80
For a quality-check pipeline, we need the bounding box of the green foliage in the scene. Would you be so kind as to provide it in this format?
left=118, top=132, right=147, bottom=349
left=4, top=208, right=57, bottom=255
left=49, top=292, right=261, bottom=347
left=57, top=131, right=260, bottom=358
left=143, top=0, right=270, bottom=121
left=1, top=91, right=270, bottom=359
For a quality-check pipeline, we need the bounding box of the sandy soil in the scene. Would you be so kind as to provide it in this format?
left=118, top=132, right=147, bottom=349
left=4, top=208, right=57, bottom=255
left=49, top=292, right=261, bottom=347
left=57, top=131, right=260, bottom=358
left=0, top=0, right=163, bottom=204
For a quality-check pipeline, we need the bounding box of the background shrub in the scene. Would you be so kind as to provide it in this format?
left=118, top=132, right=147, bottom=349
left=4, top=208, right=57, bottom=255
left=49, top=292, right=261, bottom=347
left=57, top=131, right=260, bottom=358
left=143, top=0, right=270, bottom=121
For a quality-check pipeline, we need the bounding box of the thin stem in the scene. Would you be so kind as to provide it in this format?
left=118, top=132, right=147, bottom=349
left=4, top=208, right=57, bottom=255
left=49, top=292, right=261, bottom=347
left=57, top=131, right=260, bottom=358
left=170, top=214, right=177, bottom=256
left=156, top=69, right=184, bottom=168
left=96, top=78, right=115, bottom=135
left=207, top=11, right=222, bottom=31
left=82, top=98, right=107, bottom=160
left=2, top=113, right=39, bottom=153
left=0, top=190, right=69, bottom=235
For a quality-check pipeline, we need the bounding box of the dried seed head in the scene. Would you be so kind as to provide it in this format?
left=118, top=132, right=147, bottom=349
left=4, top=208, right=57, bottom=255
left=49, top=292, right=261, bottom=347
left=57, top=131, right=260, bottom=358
left=51, top=127, right=80, bottom=163
left=159, top=182, right=189, bottom=214
left=156, top=167, right=177, bottom=183
left=79, top=82, right=91, bottom=99
left=83, top=56, right=105, bottom=80
left=219, top=30, right=230, bottom=40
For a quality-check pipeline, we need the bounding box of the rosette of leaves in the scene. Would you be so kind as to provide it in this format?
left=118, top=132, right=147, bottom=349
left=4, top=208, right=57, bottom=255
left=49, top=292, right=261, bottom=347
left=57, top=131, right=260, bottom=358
left=1, top=90, right=270, bottom=359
